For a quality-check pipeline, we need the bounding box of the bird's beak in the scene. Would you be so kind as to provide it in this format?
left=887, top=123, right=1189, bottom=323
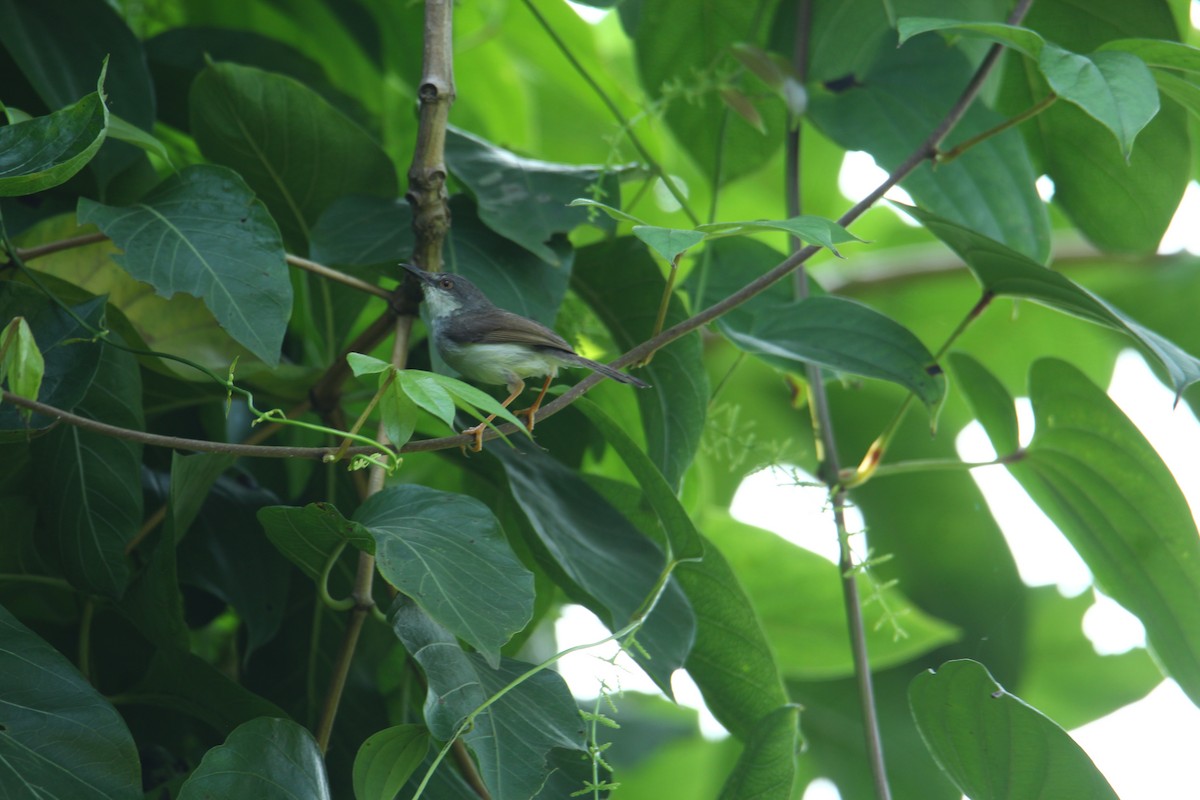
left=400, top=263, right=435, bottom=285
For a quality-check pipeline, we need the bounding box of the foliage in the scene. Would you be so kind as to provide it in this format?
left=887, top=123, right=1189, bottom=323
left=1, top=1, right=1198, bottom=799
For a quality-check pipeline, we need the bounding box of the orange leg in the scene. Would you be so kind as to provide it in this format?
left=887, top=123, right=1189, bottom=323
left=462, top=380, right=524, bottom=453
left=513, top=375, right=554, bottom=432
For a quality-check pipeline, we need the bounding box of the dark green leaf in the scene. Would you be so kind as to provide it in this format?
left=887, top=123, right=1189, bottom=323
left=947, top=352, right=1019, bottom=456
left=0, top=64, right=108, bottom=196
left=258, top=502, right=376, bottom=583
left=178, top=717, right=330, bottom=800
left=808, top=34, right=1050, bottom=262
left=0, top=603, right=141, bottom=799
left=125, top=647, right=288, bottom=736
left=77, top=165, right=291, bottom=366
left=310, top=195, right=413, bottom=276
left=910, top=659, right=1119, bottom=800
left=0, top=286, right=104, bottom=433
left=444, top=127, right=617, bottom=266
left=0, top=0, right=154, bottom=186
left=1011, top=359, right=1200, bottom=703
left=168, top=452, right=236, bottom=540
left=31, top=338, right=141, bottom=598
left=355, top=485, right=534, bottom=667
left=726, top=295, right=946, bottom=414
left=190, top=60, right=397, bottom=251
left=390, top=600, right=585, bottom=800
left=353, top=725, right=430, bottom=800
left=573, top=397, right=704, bottom=561
left=909, top=205, right=1200, bottom=398
left=716, top=705, right=801, bottom=800
left=496, top=441, right=696, bottom=694
left=575, top=238, right=707, bottom=490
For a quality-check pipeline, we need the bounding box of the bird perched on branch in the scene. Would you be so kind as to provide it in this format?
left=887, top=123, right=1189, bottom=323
left=402, top=263, right=649, bottom=451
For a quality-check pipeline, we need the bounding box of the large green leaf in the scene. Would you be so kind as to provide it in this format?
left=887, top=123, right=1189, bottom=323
left=496, top=441, right=696, bottom=694
left=807, top=34, right=1050, bottom=262
left=178, top=717, right=330, bottom=800
left=910, top=659, right=1119, bottom=800
left=444, top=127, right=617, bottom=266
left=30, top=337, right=142, bottom=598
left=898, top=18, right=1160, bottom=157
left=353, top=725, right=430, bottom=800
left=716, top=705, right=801, bottom=800
left=0, top=603, right=141, bottom=799
left=354, top=484, right=535, bottom=668
left=390, top=600, right=586, bottom=800
left=947, top=352, right=1020, bottom=456
left=634, top=0, right=786, bottom=185
left=1011, top=359, right=1200, bottom=704
left=724, top=295, right=946, bottom=415
left=0, top=64, right=108, bottom=196
left=996, top=0, right=1187, bottom=252
left=77, top=165, right=291, bottom=366
left=190, top=60, right=397, bottom=251
left=574, top=238, right=707, bottom=490
left=909, top=205, right=1200, bottom=398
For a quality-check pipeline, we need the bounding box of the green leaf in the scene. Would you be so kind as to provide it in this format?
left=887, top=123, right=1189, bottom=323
left=573, top=397, right=704, bottom=561
left=353, top=725, right=430, bottom=800
left=0, top=603, right=141, bottom=799
left=908, top=205, right=1200, bottom=398
left=698, top=216, right=864, bottom=257
left=807, top=34, right=1050, bottom=262
left=390, top=600, right=586, bottom=800
left=125, top=647, right=288, bottom=736
left=567, top=197, right=647, bottom=226
left=725, top=295, right=946, bottom=415
left=898, top=18, right=1161, bottom=157
left=258, top=502, right=376, bottom=583
left=0, top=63, right=108, bottom=196
left=418, top=370, right=531, bottom=433
left=77, top=164, right=291, bottom=366
left=1099, top=37, right=1200, bottom=73
left=0, top=317, right=45, bottom=412
left=0, top=0, right=155, bottom=186
left=716, top=705, right=801, bottom=800
left=1011, top=359, right=1200, bottom=704
left=910, top=659, right=1119, bottom=800
left=190, top=60, right=397, bottom=251
left=575, top=238, right=707, bottom=490
left=354, top=485, right=535, bottom=667
left=445, top=127, right=618, bottom=266
left=399, top=369, right=457, bottom=428
left=168, top=452, right=236, bottom=540
left=105, top=114, right=171, bottom=164
left=496, top=441, right=696, bottom=694
left=178, top=718, right=331, bottom=800
left=947, top=353, right=1019, bottom=456
left=30, top=338, right=142, bottom=598
left=704, top=510, right=959, bottom=679
left=0, top=281, right=104, bottom=434
left=632, top=225, right=707, bottom=263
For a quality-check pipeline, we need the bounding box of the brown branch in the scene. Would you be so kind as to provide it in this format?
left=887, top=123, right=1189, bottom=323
left=287, top=254, right=394, bottom=300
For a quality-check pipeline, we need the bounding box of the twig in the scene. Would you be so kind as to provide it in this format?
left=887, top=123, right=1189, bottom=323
left=287, top=254, right=394, bottom=300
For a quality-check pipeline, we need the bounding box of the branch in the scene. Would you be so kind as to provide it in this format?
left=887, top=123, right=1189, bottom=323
left=287, top=254, right=394, bottom=300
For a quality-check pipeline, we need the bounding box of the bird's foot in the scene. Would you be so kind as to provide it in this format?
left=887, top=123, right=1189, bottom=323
left=512, top=406, right=538, bottom=432
left=460, top=422, right=487, bottom=454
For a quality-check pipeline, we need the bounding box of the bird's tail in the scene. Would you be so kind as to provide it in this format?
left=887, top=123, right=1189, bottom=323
left=569, top=354, right=650, bottom=389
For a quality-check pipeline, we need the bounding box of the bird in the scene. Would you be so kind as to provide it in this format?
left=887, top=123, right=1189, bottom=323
left=402, top=263, right=650, bottom=451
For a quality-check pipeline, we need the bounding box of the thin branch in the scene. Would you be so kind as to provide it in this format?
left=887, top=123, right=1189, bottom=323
left=287, top=254, right=394, bottom=300
left=14, top=232, right=108, bottom=260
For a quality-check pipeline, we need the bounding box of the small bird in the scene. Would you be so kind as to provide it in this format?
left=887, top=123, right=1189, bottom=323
left=402, top=263, right=649, bottom=451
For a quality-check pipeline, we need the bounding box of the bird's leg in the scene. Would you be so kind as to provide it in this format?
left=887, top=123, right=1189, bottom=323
left=462, top=379, right=524, bottom=453
left=513, top=375, right=554, bottom=432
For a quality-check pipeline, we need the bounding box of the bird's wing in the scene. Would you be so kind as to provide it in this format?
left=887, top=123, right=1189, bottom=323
left=447, top=309, right=574, bottom=352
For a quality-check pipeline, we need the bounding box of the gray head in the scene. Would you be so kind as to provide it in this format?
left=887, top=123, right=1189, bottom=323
left=401, top=263, right=494, bottom=317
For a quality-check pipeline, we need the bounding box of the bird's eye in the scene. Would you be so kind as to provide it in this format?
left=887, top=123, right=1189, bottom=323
left=439, top=278, right=453, bottom=289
